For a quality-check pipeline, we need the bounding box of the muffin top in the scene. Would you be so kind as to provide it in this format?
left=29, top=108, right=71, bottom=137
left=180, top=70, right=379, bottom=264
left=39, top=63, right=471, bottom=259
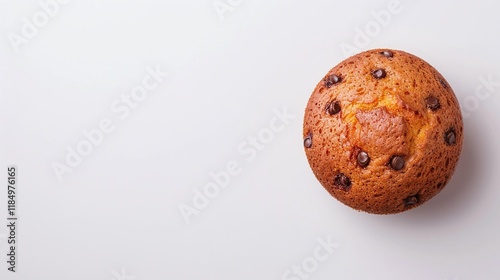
left=303, top=49, right=463, bottom=214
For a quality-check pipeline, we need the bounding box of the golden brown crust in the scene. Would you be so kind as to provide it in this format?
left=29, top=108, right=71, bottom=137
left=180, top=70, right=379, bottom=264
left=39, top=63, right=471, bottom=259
left=303, top=49, right=463, bottom=214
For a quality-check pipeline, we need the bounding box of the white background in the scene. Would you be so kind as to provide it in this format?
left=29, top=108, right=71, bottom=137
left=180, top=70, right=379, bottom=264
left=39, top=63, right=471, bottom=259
left=1, top=0, right=500, bottom=279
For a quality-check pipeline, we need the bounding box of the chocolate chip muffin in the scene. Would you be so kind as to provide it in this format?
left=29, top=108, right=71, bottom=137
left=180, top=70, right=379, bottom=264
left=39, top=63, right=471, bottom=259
left=303, top=49, right=463, bottom=214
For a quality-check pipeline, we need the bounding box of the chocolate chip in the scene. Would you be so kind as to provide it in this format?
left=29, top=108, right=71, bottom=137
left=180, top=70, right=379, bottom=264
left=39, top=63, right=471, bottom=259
left=324, top=74, right=342, bottom=88
left=439, top=79, right=448, bottom=89
left=304, top=133, right=313, bottom=148
left=334, top=173, right=351, bottom=191
left=326, top=100, right=341, bottom=115
left=389, top=156, right=405, bottom=170
left=425, top=96, right=440, bottom=111
left=372, top=68, right=386, bottom=79
left=404, top=195, right=419, bottom=207
left=445, top=128, right=456, bottom=145
left=380, top=50, right=393, bottom=58
left=357, top=151, right=370, bottom=168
